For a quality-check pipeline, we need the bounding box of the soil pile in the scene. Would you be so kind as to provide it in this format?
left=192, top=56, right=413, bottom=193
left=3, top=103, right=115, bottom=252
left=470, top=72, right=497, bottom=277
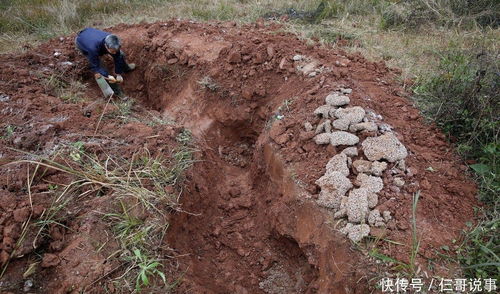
left=0, top=20, right=477, bottom=293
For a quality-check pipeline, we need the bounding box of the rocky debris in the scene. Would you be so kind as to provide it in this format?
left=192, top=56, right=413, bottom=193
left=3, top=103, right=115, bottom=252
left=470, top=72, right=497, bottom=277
left=308, top=89, right=411, bottom=243
left=304, top=122, right=313, bottom=132
left=345, top=188, right=369, bottom=223
left=315, top=119, right=331, bottom=134
left=368, top=209, right=385, bottom=227
left=331, top=107, right=366, bottom=131
left=292, top=54, right=303, bottom=61
left=313, top=133, right=331, bottom=145
left=313, top=105, right=334, bottom=118
left=350, top=121, right=377, bottom=132
left=361, top=133, right=408, bottom=162
left=316, top=172, right=352, bottom=208
left=341, top=147, right=358, bottom=157
left=383, top=211, right=392, bottom=222
left=356, top=174, right=384, bottom=193
left=325, top=153, right=349, bottom=177
left=41, top=253, right=60, bottom=268
left=367, top=192, right=378, bottom=209
left=340, top=223, right=370, bottom=243
left=340, top=88, right=352, bottom=94
left=371, top=161, right=388, bottom=176
left=394, top=177, right=405, bottom=187
left=352, top=160, right=372, bottom=174
left=330, top=131, right=359, bottom=146
left=325, top=92, right=350, bottom=106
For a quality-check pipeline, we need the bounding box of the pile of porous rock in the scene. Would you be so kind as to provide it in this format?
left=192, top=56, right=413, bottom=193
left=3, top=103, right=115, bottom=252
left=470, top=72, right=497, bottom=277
left=308, top=88, right=409, bottom=242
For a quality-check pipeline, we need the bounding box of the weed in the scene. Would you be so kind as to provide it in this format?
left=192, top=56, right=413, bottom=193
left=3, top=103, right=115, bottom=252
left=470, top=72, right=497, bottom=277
left=197, top=76, right=219, bottom=92
left=0, top=125, right=15, bottom=139
left=128, top=248, right=166, bottom=291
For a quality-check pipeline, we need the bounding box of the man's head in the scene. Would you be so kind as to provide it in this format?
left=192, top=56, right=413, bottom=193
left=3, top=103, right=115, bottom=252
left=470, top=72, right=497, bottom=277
left=104, top=34, right=121, bottom=54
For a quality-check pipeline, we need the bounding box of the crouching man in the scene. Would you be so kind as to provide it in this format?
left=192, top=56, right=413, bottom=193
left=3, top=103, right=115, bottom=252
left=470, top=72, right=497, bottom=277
left=75, top=27, right=135, bottom=98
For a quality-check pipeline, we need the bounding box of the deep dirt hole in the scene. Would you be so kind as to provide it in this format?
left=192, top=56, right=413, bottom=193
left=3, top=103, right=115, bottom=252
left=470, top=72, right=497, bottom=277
left=133, top=65, right=323, bottom=293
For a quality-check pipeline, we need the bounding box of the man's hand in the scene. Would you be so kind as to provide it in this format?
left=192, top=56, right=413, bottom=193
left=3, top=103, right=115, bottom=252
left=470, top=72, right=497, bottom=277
left=116, top=75, right=123, bottom=83
left=106, top=75, right=117, bottom=83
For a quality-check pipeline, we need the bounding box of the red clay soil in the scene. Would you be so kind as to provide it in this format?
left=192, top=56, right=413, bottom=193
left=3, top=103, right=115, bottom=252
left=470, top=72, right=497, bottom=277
left=0, top=20, right=477, bottom=293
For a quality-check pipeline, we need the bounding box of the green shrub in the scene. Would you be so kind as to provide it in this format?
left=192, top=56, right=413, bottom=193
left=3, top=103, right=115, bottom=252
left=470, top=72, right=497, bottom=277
left=413, top=48, right=499, bottom=279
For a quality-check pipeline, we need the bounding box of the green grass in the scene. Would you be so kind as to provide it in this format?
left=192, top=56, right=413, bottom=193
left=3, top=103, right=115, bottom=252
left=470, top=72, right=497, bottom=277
left=3, top=142, right=194, bottom=291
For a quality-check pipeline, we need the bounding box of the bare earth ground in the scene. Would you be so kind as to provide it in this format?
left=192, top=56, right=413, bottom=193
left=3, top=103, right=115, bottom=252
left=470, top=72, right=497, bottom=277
left=0, top=20, right=477, bottom=293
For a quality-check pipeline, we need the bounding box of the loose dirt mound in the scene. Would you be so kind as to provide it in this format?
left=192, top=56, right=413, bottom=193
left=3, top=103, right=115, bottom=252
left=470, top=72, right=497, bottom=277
left=0, top=20, right=477, bottom=293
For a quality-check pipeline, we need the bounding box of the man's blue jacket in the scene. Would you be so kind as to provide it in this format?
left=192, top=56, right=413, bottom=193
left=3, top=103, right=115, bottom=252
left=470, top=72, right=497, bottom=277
left=75, top=28, right=125, bottom=76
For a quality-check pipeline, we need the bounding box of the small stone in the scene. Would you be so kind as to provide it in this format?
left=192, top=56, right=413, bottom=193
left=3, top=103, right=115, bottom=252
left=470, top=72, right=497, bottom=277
left=324, top=119, right=332, bottom=133
left=313, top=133, right=331, bottom=145
left=340, top=223, right=370, bottom=242
left=352, top=160, right=372, bottom=174
left=334, top=106, right=366, bottom=123
left=341, top=88, right=352, bottom=94
left=314, top=105, right=334, bottom=118
left=341, top=147, right=358, bottom=157
left=316, top=172, right=353, bottom=208
left=396, top=159, right=406, bottom=171
left=292, top=54, right=303, bottom=61
left=371, top=161, right=388, bottom=176
left=382, top=211, right=392, bottom=222
left=304, top=122, right=313, bottom=132
left=356, top=174, right=384, bottom=193
left=330, top=131, right=359, bottom=146
left=361, top=133, right=408, bottom=162
left=394, top=177, right=405, bottom=187
left=349, top=122, right=378, bottom=132
left=325, top=93, right=350, bottom=106
left=325, top=153, right=349, bottom=176
left=315, top=120, right=331, bottom=134
left=368, top=209, right=383, bottom=226
left=346, top=189, right=369, bottom=223
left=331, top=118, right=350, bottom=131
left=41, top=253, right=60, bottom=268
left=367, top=192, right=378, bottom=209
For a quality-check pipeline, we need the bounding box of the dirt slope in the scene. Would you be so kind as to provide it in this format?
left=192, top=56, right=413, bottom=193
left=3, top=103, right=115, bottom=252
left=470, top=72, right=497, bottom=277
left=0, top=20, right=476, bottom=293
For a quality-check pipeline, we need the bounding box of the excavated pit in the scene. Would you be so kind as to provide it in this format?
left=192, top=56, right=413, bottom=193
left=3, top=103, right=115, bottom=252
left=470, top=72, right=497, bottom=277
left=0, top=20, right=479, bottom=293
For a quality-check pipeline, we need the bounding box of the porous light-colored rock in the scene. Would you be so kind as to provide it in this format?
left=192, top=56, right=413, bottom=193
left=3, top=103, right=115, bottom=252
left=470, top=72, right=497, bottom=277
left=396, top=159, right=406, bottom=171
left=293, top=54, right=303, bottom=61
left=324, top=119, right=332, bottom=133
left=316, top=171, right=353, bottom=195
left=368, top=209, right=385, bottom=227
left=314, top=105, right=334, bottom=118
left=353, top=160, right=372, bottom=174
left=371, top=161, right=388, bottom=176
left=356, top=174, right=384, bottom=193
left=325, top=153, right=349, bottom=176
left=367, top=192, right=378, bottom=209
left=346, top=188, right=369, bottom=223
left=325, top=93, right=350, bottom=106
left=382, top=211, right=392, bottom=222
left=340, top=223, right=370, bottom=242
left=342, top=147, right=358, bottom=157
left=304, top=122, right=313, bottom=132
left=394, top=177, right=405, bottom=187
left=331, top=107, right=366, bottom=131
left=350, top=122, right=378, bottom=132
left=361, top=133, right=408, bottom=162
left=317, top=191, right=341, bottom=209
left=334, top=106, right=366, bottom=123
left=341, top=88, right=352, bottom=94
left=313, top=133, right=331, bottom=145
left=330, top=131, right=359, bottom=146
left=331, top=118, right=350, bottom=131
